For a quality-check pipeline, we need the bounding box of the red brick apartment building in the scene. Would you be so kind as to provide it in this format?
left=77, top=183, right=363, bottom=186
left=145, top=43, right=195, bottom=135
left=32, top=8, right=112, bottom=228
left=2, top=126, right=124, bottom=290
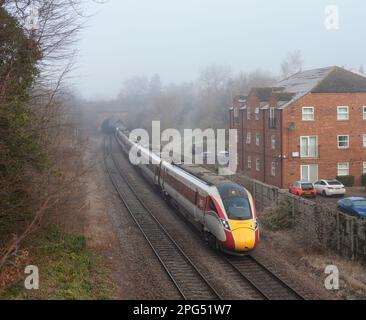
left=229, top=66, right=366, bottom=188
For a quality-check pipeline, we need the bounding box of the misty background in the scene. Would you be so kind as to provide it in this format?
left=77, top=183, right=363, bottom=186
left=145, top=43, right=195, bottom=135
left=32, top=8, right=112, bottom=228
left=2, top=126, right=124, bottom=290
left=73, top=0, right=366, bottom=132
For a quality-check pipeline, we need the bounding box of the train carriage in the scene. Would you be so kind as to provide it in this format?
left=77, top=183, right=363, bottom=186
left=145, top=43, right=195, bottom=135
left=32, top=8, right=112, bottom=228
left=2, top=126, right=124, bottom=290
left=115, top=128, right=259, bottom=254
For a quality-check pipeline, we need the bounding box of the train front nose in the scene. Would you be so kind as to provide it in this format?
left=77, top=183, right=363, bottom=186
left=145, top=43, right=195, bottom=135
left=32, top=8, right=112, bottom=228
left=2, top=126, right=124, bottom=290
left=229, top=220, right=257, bottom=251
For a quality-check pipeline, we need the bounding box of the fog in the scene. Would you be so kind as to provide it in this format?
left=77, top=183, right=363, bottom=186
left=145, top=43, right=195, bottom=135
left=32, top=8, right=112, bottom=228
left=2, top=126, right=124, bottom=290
left=71, top=0, right=366, bottom=100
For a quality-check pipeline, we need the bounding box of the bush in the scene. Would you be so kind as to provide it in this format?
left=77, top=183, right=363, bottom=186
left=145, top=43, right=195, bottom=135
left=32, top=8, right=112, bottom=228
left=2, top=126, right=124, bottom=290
left=361, top=174, right=366, bottom=187
left=336, top=175, right=355, bottom=187
left=259, top=200, right=293, bottom=231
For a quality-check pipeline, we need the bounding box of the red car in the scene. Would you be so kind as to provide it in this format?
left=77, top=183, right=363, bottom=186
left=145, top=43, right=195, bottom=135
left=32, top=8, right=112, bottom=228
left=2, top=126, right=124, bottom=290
left=289, top=181, right=317, bottom=198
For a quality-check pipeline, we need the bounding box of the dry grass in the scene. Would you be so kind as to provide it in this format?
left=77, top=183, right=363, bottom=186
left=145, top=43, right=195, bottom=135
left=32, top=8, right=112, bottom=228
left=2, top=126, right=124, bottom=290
left=260, top=227, right=366, bottom=299
left=0, top=225, right=114, bottom=300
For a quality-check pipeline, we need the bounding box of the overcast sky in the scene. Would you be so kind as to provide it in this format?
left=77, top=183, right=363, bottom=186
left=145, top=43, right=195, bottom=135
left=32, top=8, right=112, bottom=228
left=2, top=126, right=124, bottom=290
left=72, top=0, right=366, bottom=99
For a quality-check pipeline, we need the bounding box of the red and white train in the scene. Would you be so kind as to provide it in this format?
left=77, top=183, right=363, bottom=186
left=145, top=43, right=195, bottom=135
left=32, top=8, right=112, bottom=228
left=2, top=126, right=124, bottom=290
left=115, top=126, right=259, bottom=254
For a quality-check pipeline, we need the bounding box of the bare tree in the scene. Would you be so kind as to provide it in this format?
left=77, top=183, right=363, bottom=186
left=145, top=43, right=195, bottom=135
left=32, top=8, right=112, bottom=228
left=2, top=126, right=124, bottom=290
left=280, top=50, right=304, bottom=79
left=0, top=0, right=93, bottom=269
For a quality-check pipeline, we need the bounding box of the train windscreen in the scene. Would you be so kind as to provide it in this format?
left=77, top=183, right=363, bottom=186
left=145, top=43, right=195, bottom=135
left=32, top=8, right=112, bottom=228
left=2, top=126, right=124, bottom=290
left=216, top=183, right=253, bottom=220
left=222, top=197, right=252, bottom=220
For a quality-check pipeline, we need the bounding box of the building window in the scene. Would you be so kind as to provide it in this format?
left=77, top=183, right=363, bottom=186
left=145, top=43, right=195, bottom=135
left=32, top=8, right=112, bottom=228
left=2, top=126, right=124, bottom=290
left=302, top=107, right=314, bottom=121
left=337, top=135, right=349, bottom=149
left=363, top=106, right=366, bottom=120
left=246, top=132, right=251, bottom=144
left=301, top=164, right=318, bottom=182
left=363, top=134, right=366, bottom=148
left=337, top=162, right=349, bottom=176
left=256, top=133, right=260, bottom=146
left=337, top=106, right=349, bottom=120
left=256, top=159, right=260, bottom=172
left=247, top=156, right=252, bottom=169
left=233, top=108, right=239, bottom=126
left=255, top=108, right=260, bottom=120
left=271, top=135, right=276, bottom=149
left=271, top=162, right=276, bottom=176
left=300, top=136, right=318, bottom=158
left=247, top=108, right=251, bottom=120
left=363, top=162, right=366, bottom=174
left=269, top=107, right=276, bottom=128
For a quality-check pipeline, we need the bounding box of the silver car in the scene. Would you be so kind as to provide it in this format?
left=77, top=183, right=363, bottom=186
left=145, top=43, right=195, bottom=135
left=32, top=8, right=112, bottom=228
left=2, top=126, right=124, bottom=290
left=314, top=179, right=346, bottom=197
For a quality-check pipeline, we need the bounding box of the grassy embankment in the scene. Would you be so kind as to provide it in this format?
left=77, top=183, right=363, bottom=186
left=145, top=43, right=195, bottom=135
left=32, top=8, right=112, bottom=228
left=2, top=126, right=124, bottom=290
left=0, top=225, right=114, bottom=300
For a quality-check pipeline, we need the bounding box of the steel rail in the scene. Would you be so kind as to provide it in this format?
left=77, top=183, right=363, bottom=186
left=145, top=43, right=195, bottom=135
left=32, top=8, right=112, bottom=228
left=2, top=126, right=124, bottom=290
left=104, top=135, right=222, bottom=300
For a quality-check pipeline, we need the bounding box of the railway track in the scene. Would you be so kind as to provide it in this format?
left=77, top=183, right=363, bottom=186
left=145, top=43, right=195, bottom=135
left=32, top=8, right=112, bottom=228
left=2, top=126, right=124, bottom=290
left=108, top=133, right=306, bottom=300
left=104, top=135, right=222, bottom=300
left=224, top=255, right=304, bottom=300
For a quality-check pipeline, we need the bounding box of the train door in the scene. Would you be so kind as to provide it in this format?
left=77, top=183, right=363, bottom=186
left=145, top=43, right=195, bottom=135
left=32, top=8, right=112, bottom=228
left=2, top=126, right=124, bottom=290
left=155, top=161, right=161, bottom=185
left=195, top=191, right=207, bottom=223
left=203, top=196, right=226, bottom=242
left=161, top=167, right=166, bottom=190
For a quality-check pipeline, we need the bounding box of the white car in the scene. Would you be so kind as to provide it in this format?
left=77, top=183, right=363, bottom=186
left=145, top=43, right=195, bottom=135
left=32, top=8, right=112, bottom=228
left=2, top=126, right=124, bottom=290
left=314, top=179, right=346, bottom=197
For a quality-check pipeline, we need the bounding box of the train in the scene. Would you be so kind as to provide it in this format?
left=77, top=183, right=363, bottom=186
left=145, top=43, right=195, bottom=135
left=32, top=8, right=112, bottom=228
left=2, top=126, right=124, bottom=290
left=114, top=124, right=259, bottom=254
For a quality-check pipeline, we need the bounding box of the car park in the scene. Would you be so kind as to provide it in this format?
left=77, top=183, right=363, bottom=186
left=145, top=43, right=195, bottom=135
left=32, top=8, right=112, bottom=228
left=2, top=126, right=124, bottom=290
left=337, top=197, right=366, bottom=219
left=289, top=181, right=317, bottom=198
left=314, top=179, right=346, bottom=197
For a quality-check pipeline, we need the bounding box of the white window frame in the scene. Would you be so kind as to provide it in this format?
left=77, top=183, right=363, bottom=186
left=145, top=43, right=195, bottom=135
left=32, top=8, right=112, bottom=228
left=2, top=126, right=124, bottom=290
left=337, top=135, right=349, bottom=149
left=256, top=133, right=260, bottom=146
left=247, top=108, right=251, bottom=120
left=233, top=108, right=239, bottom=127
left=255, top=107, right=259, bottom=120
left=247, top=156, right=252, bottom=169
left=269, top=107, right=275, bottom=128
left=363, top=161, right=366, bottom=174
left=300, top=136, right=318, bottom=158
left=337, top=162, right=349, bottom=176
left=233, top=108, right=238, bottom=118
left=302, top=106, right=314, bottom=121
left=271, top=135, right=276, bottom=149
left=363, top=106, right=366, bottom=120
left=246, top=132, right=251, bottom=144
left=300, top=164, right=318, bottom=182
left=363, top=134, right=366, bottom=148
left=270, top=107, right=275, bottom=119
left=271, top=161, right=276, bottom=176
left=256, top=159, right=260, bottom=172
left=337, top=106, right=349, bottom=120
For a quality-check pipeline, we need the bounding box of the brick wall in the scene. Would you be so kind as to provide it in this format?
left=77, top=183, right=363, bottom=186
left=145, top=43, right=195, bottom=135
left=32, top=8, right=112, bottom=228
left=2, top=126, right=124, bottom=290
left=242, top=91, right=264, bottom=181
left=263, top=95, right=283, bottom=187
left=282, top=93, right=366, bottom=186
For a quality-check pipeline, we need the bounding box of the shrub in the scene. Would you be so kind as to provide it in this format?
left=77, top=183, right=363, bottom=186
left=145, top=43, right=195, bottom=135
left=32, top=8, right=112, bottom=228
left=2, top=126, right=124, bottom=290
left=336, top=175, right=355, bottom=187
left=259, top=200, right=293, bottom=231
left=361, top=174, right=366, bottom=187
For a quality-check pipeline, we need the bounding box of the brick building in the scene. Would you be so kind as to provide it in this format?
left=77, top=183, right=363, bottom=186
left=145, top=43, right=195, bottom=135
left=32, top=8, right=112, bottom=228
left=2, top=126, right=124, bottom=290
left=229, top=66, right=366, bottom=188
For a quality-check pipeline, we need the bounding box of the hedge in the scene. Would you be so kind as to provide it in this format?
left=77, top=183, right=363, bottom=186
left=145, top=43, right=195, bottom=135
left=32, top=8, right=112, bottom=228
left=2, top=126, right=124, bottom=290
left=336, top=175, right=355, bottom=187
left=361, top=174, right=366, bottom=187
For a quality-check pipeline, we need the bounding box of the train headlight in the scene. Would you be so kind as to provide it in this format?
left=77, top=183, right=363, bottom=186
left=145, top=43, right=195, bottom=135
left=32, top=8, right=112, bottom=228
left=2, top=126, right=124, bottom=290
left=220, top=219, right=231, bottom=231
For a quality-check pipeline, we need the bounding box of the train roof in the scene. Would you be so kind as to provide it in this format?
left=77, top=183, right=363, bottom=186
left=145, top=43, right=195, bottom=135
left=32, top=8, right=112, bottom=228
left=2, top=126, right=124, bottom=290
left=176, top=163, right=233, bottom=186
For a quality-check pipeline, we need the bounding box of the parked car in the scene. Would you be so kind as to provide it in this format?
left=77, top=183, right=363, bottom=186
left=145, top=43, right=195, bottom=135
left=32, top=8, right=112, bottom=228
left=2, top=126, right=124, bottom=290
left=337, top=197, right=366, bottom=219
left=314, top=179, right=346, bottom=197
left=289, top=181, right=317, bottom=198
